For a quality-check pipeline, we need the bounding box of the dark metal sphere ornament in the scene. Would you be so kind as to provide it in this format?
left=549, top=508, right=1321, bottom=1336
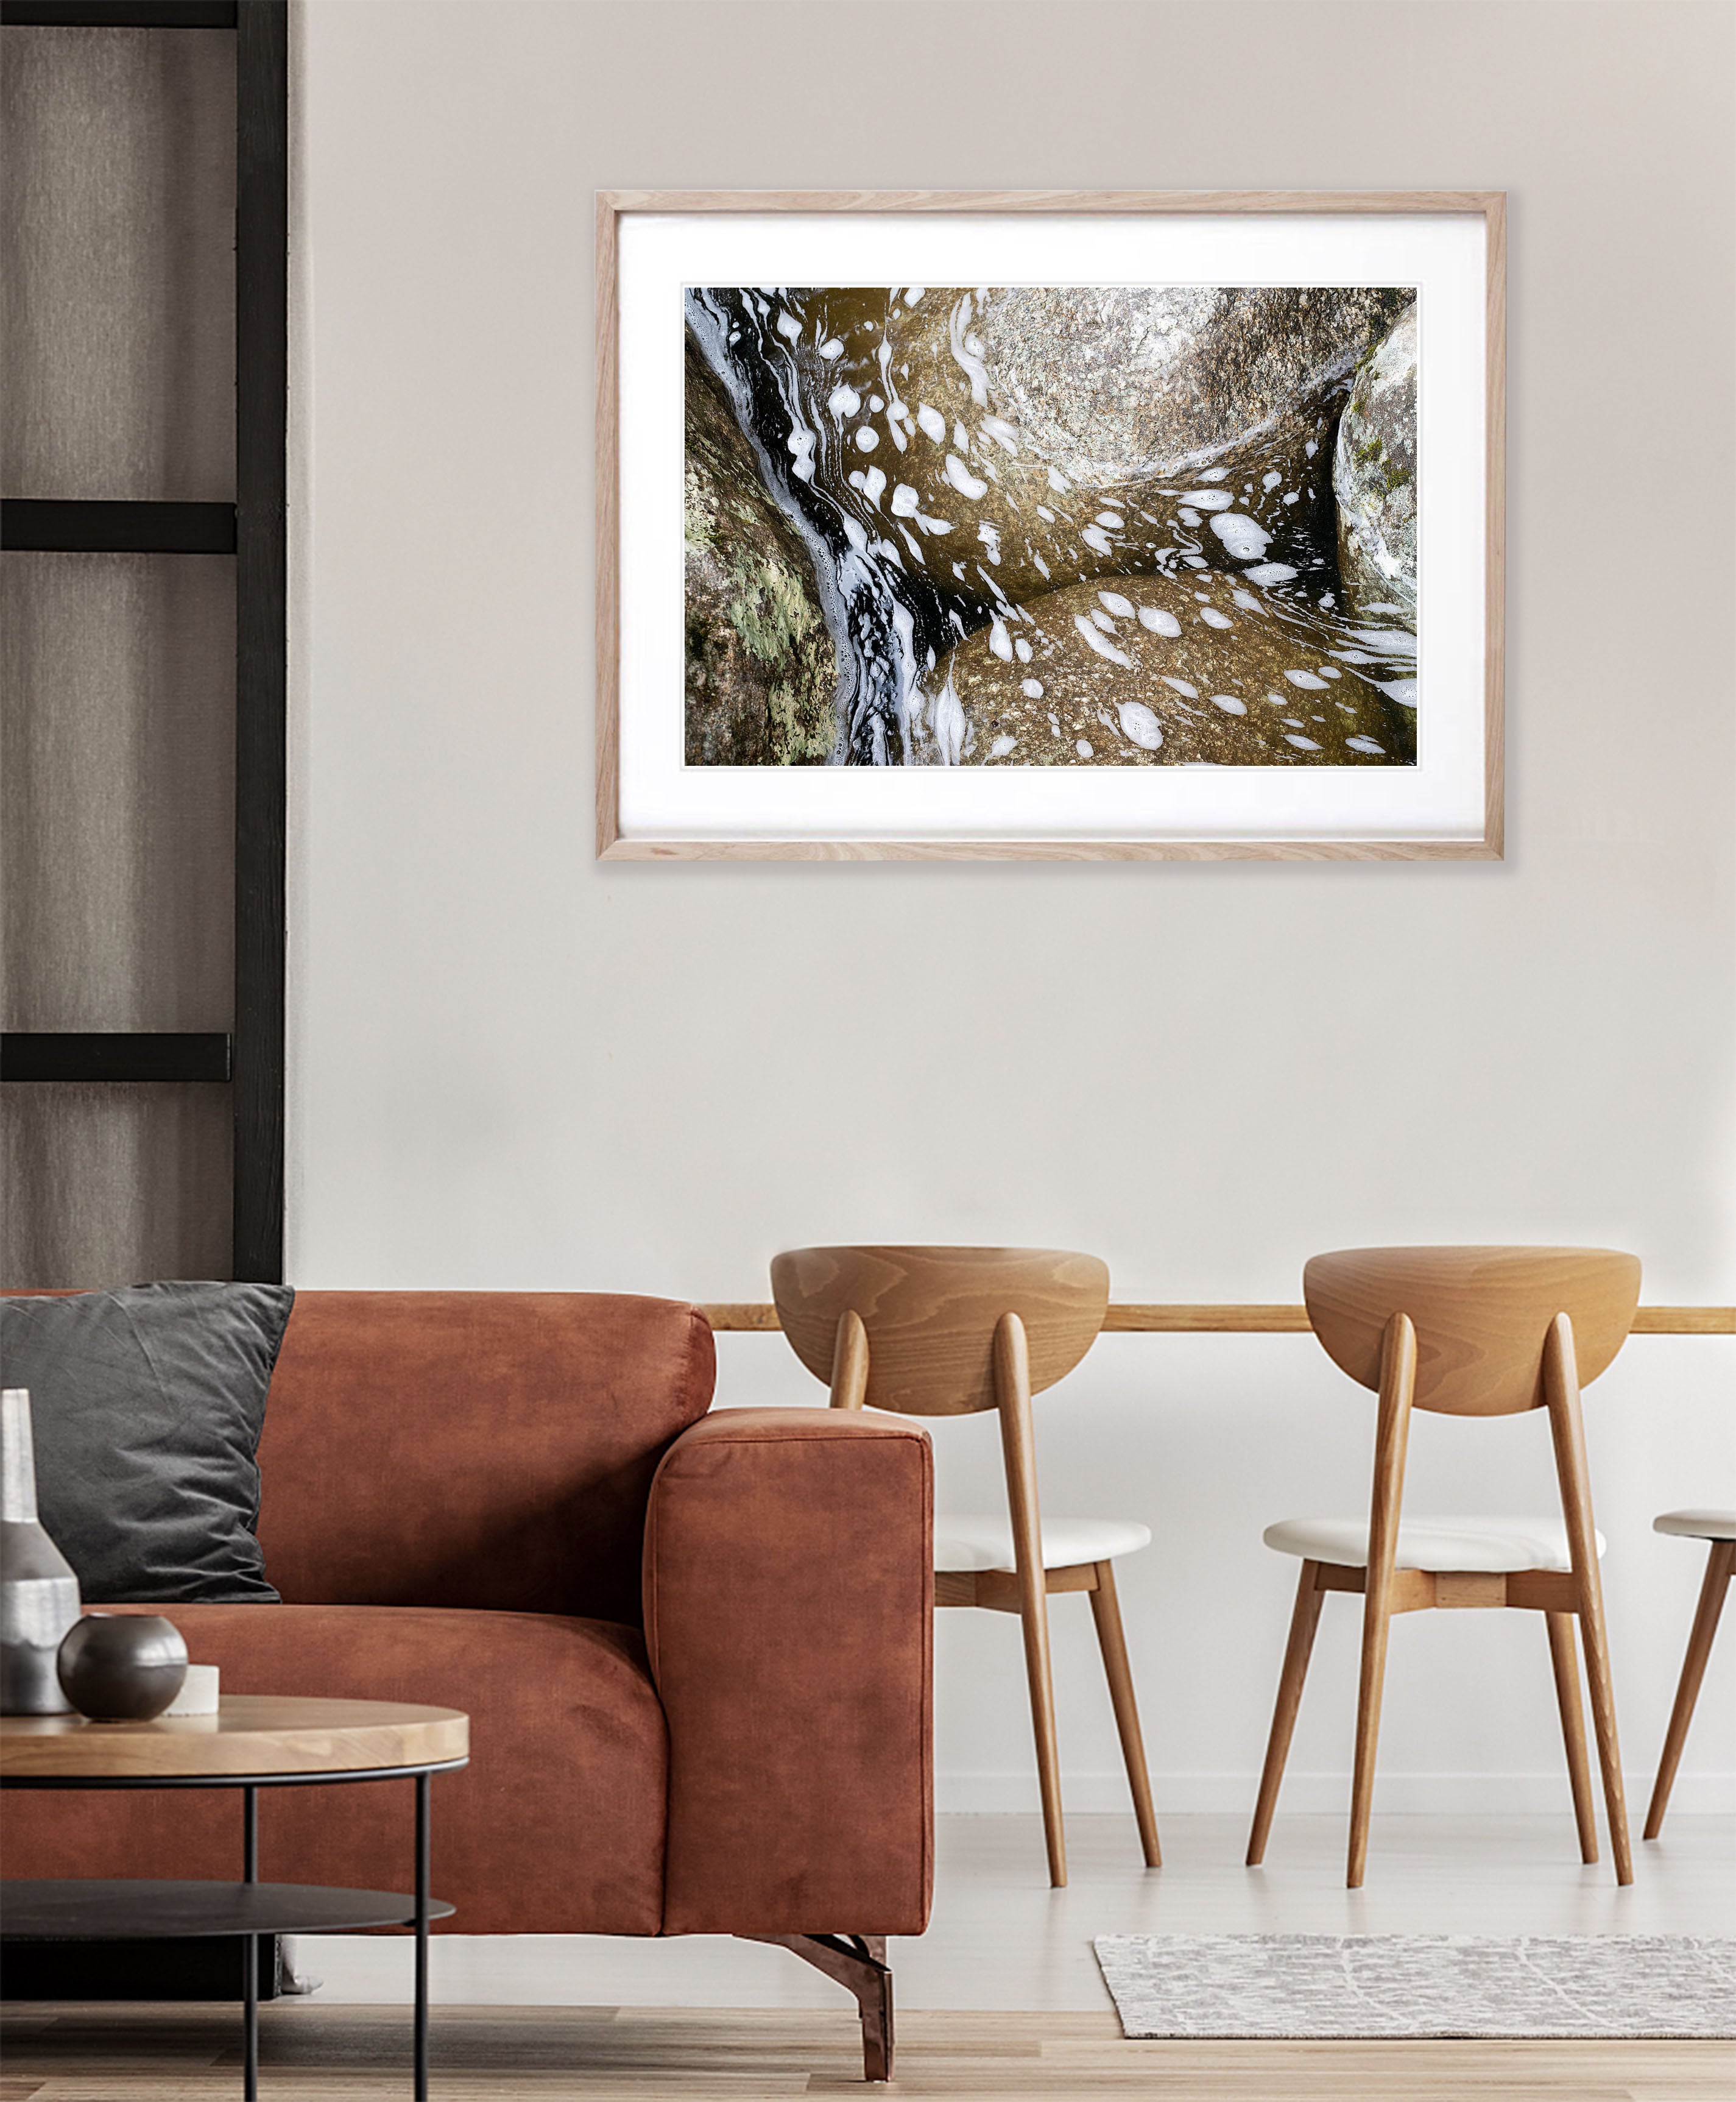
left=57, top=1613, right=188, bottom=1722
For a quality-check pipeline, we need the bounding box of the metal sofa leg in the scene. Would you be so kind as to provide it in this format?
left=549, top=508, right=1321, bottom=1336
left=743, top=1933, right=894, bottom=2081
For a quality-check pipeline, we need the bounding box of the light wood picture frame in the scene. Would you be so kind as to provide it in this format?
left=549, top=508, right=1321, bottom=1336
left=596, top=190, right=1505, bottom=862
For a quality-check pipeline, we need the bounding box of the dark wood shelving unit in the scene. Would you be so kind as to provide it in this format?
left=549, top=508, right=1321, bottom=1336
left=1, top=0, right=286, bottom=1282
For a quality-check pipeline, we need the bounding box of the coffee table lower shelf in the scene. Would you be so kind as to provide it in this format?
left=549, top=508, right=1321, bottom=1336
left=3, top=1877, right=456, bottom=1940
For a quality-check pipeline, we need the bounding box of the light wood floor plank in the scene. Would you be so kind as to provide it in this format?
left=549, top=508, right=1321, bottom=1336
left=2, top=2006, right=1731, bottom=2099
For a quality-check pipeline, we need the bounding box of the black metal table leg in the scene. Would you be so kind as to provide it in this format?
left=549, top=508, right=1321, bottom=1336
left=414, top=1772, right=431, bottom=2101
left=242, top=1785, right=259, bottom=2102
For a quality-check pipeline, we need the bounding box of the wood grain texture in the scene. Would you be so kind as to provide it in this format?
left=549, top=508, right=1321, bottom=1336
left=2, top=2003, right=1726, bottom=2097
left=1645, top=1537, right=1734, bottom=1839
left=595, top=189, right=1505, bottom=862
left=771, top=1246, right=1109, bottom=1415
left=594, top=190, right=621, bottom=859
left=702, top=1301, right=1734, bottom=1333
left=0, top=1694, right=468, bottom=1778
left=1304, top=1247, right=1643, bottom=1415
left=1543, top=1316, right=1632, bottom=1884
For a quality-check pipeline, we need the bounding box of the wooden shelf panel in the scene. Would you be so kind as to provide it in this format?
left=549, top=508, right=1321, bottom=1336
left=2, top=501, right=236, bottom=554
left=702, top=1302, right=1735, bottom=1338
left=1, top=1032, right=231, bottom=1083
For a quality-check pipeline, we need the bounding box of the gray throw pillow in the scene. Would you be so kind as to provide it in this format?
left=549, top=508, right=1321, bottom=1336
left=0, top=1281, right=294, bottom=1603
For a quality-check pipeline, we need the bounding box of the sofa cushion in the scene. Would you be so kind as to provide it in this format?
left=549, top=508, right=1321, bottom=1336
left=0, top=1603, right=669, bottom=1935
left=0, top=1282, right=293, bottom=1602
left=254, top=1293, right=714, bottom=1623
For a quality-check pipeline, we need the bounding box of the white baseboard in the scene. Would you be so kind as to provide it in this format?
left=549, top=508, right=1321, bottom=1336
left=936, top=1769, right=1736, bottom=1816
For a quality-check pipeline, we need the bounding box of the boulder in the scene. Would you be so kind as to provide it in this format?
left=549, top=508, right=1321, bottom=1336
left=1333, top=303, right=1417, bottom=620
left=909, top=569, right=1416, bottom=767
left=683, top=333, right=839, bottom=765
left=774, top=285, right=1413, bottom=610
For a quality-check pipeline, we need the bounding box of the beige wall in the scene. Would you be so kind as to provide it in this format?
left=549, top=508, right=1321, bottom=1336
left=291, top=0, right=1734, bottom=1810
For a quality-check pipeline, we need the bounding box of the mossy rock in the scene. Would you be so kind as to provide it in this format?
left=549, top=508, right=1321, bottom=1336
left=684, top=334, right=839, bottom=765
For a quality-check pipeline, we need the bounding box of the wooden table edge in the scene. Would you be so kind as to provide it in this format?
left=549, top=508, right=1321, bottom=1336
left=701, top=1303, right=1735, bottom=1336
left=0, top=1698, right=470, bottom=1781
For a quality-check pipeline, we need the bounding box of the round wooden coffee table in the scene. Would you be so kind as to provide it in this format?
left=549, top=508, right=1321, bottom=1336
left=1, top=1695, right=469, bottom=2100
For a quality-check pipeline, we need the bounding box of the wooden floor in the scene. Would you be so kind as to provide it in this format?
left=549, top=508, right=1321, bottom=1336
left=2, top=2002, right=1732, bottom=2098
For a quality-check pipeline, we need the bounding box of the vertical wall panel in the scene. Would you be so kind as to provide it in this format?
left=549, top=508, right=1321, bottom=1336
left=0, top=25, right=235, bottom=501
left=1, top=553, right=235, bottom=1032
left=1, top=1083, right=231, bottom=1287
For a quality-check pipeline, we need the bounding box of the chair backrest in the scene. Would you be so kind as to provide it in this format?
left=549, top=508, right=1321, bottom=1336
left=1303, top=1246, right=1641, bottom=1416
left=770, top=1246, right=1109, bottom=1415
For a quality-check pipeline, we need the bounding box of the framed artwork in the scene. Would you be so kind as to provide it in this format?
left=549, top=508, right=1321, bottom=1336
left=596, top=190, right=1504, bottom=861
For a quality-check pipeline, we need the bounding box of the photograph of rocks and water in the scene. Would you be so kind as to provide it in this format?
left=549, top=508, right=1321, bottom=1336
left=683, top=286, right=1419, bottom=770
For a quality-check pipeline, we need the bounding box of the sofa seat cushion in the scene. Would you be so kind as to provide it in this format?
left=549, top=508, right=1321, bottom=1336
left=0, top=1604, right=669, bottom=1936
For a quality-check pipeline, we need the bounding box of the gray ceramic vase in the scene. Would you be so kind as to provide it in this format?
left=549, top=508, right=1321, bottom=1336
left=57, top=1613, right=188, bottom=1722
left=1, top=1387, right=82, bottom=1715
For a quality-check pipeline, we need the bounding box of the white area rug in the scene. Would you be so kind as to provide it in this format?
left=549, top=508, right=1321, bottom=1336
left=1093, top=1934, right=1736, bottom=2038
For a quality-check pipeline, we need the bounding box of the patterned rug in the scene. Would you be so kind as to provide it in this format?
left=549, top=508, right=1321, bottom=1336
left=1093, top=1934, right=1736, bottom=2038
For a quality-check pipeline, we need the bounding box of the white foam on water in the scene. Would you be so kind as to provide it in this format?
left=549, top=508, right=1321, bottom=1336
left=1091, top=609, right=1118, bottom=633
left=981, top=416, right=1020, bottom=453
left=819, top=338, right=844, bottom=361
left=947, top=293, right=990, bottom=406
left=1048, top=712, right=1061, bottom=735
left=1162, top=676, right=1199, bottom=698
left=1263, top=471, right=1282, bottom=490
left=1076, top=740, right=1094, bottom=757
left=1198, top=467, right=1229, bottom=481
left=1245, top=562, right=1297, bottom=586
left=1036, top=505, right=1056, bottom=523
left=989, top=733, right=1016, bottom=757
left=1073, top=615, right=1134, bottom=669
left=1210, top=513, right=1273, bottom=560
left=1346, top=735, right=1385, bottom=755
left=827, top=384, right=861, bottom=419
left=989, top=617, right=1014, bottom=661
left=775, top=310, right=803, bottom=342
left=1177, top=509, right=1202, bottom=526
left=1232, top=590, right=1264, bottom=614
left=1098, top=590, right=1135, bottom=618
left=1282, top=491, right=1299, bottom=504
left=1181, top=489, right=1235, bottom=511
left=1032, top=550, right=1051, bottom=578
left=1117, top=702, right=1163, bottom=749
left=1210, top=693, right=1247, bottom=715
left=930, top=674, right=966, bottom=764
left=1138, top=607, right=1182, bottom=636
left=945, top=454, right=987, bottom=500
left=1319, top=667, right=1341, bottom=679
left=1199, top=607, right=1233, bottom=629
left=905, top=286, right=926, bottom=305
left=855, top=427, right=879, bottom=451
left=1285, top=670, right=1328, bottom=689
left=1304, top=439, right=1318, bottom=457
left=889, top=484, right=920, bottom=517
left=1015, top=638, right=1032, bottom=662
left=954, top=420, right=970, bottom=450
left=1047, top=465, right=1070, bottom=492
left=916, top=403, right=947, bottom=444
left=1020, top=678, right=1043, bottom=699
left=1095, top=511, right=1125, bottom=529
left=1082, top=525, right=1114, bottom=556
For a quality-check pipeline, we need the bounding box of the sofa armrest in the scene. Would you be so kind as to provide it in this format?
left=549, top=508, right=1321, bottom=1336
left=643, top=1406, right=933, bottom=1937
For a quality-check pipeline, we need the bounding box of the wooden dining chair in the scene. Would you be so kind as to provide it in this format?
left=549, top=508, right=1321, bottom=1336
left=1246, top=1246, right=1641, bottom=1889
left=1643, top=1509, right=1735, bottom=1839
left=770, top=1245, right=1160, bottom=1889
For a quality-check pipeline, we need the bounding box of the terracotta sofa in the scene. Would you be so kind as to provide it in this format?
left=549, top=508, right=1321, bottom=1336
left=5, top=1292, right=934, bottom=2077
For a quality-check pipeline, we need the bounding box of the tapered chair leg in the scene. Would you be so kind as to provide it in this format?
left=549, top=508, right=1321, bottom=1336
left=1247, top=1560, right=1325, bottom=1866
left=1347, top=1585, right=1394, bottom=1889
left=1018, top=1587, right=1067, bottom=1888
left=1545, top=1610, right=1598, bottom=1864
left=1645, top=1539, right=1734, bottom=1841
left=1089, top=1560, right=1160, bottom=1867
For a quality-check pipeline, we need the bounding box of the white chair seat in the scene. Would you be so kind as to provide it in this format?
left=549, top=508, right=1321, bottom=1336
left=934, top=1513, right=1152, bottom=1574
left=1654, top=1508, right=1736, bottom=1542
left=1262, top=1515, right=1605, bottom=1574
